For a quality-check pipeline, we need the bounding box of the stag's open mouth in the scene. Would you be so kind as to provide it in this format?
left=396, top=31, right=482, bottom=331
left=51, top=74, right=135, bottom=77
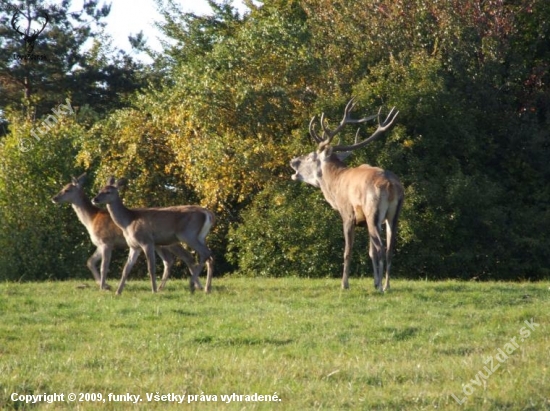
left=289, top=158, right=301, bottom=181
left=289, top=166, right=300, bottom=181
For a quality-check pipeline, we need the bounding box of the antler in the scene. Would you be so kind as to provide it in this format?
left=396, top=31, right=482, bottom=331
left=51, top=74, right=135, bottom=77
left=308, top=116, right=323, bottom=143
left=308, top=98, right=379, bottom=146
left=31, top=12, right=49, bottom=38
left=11, top=11, right=49, bottom=38
left=11, top=12, right=25, bottom=36
left=332, top=107, right=399, bottom=152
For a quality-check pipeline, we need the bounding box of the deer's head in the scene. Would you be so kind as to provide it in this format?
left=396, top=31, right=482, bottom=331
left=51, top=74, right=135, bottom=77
left=52, top=173, right=87, bottom=204
left=11, top=10, right=49, bottom=54
left=290, top=98, right=398, bottom=187
left=92, top=177, right=128, bottom=205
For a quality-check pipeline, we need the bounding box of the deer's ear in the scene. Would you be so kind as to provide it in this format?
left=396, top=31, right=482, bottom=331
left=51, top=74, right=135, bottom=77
left=107, top=176, right=116, bottom=186
left=75, top=173, right=87, bottom=186
left=116, top=178, right=128, bottom=188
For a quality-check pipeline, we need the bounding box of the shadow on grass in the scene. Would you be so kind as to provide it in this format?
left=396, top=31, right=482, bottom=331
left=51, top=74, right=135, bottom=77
left=193, top=335, right=293, bottom=347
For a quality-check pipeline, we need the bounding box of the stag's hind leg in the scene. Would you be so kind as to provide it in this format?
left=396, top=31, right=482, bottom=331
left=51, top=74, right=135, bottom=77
left=383, top=219, right=395, bottom=292
left=383, top=197, right=403, bottom=292
left=341, top=218, right=355, bottom=289
left=367, top=219, right=385, bottom=292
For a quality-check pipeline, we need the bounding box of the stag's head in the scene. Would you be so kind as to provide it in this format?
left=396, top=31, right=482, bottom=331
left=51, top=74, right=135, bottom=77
left=11, top=11, right=49, bottom=54
left=290, top=98, right=398, bottom=187
left=92, top=177, right=128, bottom=206
left=52, top=173, right=87, bottom=204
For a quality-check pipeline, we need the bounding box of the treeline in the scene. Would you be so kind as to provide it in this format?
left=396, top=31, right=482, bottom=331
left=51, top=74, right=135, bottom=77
left=0, top=0, right=548, bottom=282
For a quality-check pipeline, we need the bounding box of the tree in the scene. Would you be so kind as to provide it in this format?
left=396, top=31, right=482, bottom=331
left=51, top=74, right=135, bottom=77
left=0, top=0, right=155, bottom=281
left=0, top=109, right=91, bottom=281
left=0, top=0, right=146, bottom=119
left=2, top=0, right=548, bottom=282
left=229, top=0, right=550, bottom=280
left=73, top=1, right=320, bottom=274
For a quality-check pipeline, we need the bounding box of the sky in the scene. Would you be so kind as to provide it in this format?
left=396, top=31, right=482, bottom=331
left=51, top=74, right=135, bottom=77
left=101, top=0, right=249, bottom=56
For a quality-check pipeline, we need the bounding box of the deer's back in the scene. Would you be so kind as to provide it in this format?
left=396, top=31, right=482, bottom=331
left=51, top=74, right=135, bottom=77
left=127, top=205, right=210, bottom=245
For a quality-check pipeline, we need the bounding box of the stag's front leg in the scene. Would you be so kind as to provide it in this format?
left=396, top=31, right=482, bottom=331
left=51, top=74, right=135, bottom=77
left=341, top=219, right=355, bottom=290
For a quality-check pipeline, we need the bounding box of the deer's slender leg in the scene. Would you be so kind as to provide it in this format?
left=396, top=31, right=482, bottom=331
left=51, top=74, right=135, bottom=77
left=160, top=244, right=203, bottom=291
left=156, top=247, right=174, bottom=291
left=99, top=245, right=112, bottom=290
left=116, top=247, right=141, bottom=295
left=86, top=248, right=102, bottom=285
left=367, top=213, right=384, bottom=291
left=181, top=235, right=211, bottom=293
left=204, top=257, right=214, bottom=294
left=143, top=243, right=157, bottom=293
left=342, top=218, right=355, bottom=290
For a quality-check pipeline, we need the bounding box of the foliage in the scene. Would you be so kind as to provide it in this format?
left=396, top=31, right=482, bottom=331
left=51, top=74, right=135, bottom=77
left=0, top=109, right=90, bottom=280
left=227, top=181, right=372, bottom=278
left=297, top=0, right=550, bottom=279
left=0, top=0, right=549, bottom=281
left=157, top=1, right=316, bottom=210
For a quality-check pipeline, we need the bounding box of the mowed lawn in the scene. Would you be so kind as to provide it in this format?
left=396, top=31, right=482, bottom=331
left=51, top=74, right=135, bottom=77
left=0, top=277, right=548, bottom=410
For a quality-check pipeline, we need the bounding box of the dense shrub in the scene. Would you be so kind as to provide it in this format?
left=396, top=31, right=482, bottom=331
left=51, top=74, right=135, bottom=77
left=227, top=181, right=371, bottom=278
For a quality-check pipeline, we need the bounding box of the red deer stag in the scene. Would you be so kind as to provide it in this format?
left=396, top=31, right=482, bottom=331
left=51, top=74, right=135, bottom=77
left=52, top=173, right=207, bottom=291
left=290, top=99, right=403, bottom=292
left=92, top=177, right=214, bottom=295
left=11, top=11, right=49, bottom=55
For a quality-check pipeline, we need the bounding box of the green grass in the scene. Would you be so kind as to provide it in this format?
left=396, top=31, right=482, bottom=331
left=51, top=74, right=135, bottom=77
left=0, top=277, right=549, bottom=410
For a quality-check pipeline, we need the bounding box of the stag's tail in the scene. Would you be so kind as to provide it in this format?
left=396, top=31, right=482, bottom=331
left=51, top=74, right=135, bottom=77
left=385, top=178, right=404, bottom=246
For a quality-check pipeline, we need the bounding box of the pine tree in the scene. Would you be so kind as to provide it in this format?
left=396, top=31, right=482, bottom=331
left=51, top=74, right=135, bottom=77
left=0, top=0, right=145, bottom=119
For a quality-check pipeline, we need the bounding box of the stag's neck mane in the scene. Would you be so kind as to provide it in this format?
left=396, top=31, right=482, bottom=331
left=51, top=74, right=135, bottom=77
left=318, top=156, right=350, bottom=211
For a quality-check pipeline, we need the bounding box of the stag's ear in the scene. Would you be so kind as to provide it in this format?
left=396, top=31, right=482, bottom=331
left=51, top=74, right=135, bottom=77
left=335, top=152, right=352, bottom=162
left=318, top=144, right=333, bottom=160
left=116, top=178, right=128, bottom=188
left=107, top=176, right=116, bottom=186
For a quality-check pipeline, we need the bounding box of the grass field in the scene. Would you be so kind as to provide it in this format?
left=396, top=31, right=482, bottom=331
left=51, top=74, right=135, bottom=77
left=0, top=277, right=548, bottom=410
